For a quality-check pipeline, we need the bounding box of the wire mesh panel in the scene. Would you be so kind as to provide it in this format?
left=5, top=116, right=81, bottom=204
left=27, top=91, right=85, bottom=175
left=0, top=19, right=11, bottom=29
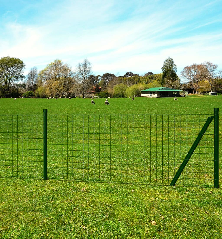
left=46, top=114, right=68, bottom=179
left=168, top=114, right=214, bottom=187
left=0, top=115, right=14, bottom=178
left=45, top=113, right=215, bottom=186
left=0, top=114, right=43, bottom=179
left=17, top=114, right=43, bottom=179
left=67, top=114, right=112, bottom=181
left=0, top=112, right=217, bottom=187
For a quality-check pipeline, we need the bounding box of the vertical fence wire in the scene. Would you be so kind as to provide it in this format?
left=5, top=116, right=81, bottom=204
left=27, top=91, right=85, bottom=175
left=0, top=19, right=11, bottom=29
left=11, top=115, right=14, bottom=177
left=66, top=115, right=69, bottom=179
left=98, top=115, right=101, bottom=180
left=149, top=115, right=152, bottom=183
left=109, top=115, right=112, bottom=181
left=16, top=115, right=18, bottom=177
left=161, top=115, right=164, bottom=183
left=87, top=115, right=89, bottom=181
left=167, top=115, right=170, bottom=184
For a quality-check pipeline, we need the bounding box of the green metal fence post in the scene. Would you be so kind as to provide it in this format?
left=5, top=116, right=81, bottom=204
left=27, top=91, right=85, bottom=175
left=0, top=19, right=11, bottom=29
left=214, top=108, right=219, bottom=188
left=43, top=109, right=48, bottom=180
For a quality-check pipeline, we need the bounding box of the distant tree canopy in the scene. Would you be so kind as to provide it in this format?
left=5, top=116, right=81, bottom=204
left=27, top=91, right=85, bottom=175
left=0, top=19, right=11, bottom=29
left=26, top=67, right=38, bottom=92
left=126, top=83, right=147, bottom=98
left=161, top=57, right=180, bottom=88
left=181, top=62, right=221, bottom=93
left=0, top=56, right=25, bottom=97
left=76, top=59, right=92, bottom=98
left=1, top=56, right=221, bottom=98
left=100, top=73, right=116, bottom=90
left=113, top=83, right=127, bottom=98
left=37, top=59, right=76, bottom=98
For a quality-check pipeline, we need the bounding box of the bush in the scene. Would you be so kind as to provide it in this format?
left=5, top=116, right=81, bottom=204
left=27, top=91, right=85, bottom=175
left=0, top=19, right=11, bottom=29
left=126, top=84, right=147, bottom=98
left=96, top=91, right=109, bottom=98
left=35, top=87, right=47, bottom=98
left=22, top=91, right=35, bottom=98
left=113, top=83, right=127, bottom=98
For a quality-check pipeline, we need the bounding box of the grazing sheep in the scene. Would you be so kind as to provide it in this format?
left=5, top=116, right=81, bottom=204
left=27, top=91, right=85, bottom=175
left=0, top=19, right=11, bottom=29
left=91, top=100, right=95, bottom=104
left=105, top=99, right=109, bottom=105
left=174, top=98, right=178, bottom=101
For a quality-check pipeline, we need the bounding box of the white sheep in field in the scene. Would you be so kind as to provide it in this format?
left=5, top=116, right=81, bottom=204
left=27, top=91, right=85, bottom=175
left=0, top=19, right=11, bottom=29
left=105, top=99, right=109, bottom=105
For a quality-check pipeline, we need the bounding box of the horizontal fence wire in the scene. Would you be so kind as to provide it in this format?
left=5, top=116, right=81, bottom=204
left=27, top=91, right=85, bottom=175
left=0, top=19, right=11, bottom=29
left=0, top=112, right=218, bottom=187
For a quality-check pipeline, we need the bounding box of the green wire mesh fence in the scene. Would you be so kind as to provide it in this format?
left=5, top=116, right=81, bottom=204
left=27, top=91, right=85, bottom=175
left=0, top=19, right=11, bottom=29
left=0, top=109, right=219, bottom=187
left=0, top=114, right=43, bottom=179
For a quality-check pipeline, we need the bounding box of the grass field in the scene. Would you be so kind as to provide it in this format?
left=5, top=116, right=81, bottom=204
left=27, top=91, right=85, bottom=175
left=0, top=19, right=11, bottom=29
left=0, top=96, right=222, bottom=238
left=0, top=95, right=221, bottom=115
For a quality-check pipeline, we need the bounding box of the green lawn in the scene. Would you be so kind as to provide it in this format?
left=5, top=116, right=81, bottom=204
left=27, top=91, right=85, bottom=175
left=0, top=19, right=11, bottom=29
left=0, top=95, right=222, bottom=115
left=0, top=96, right=222, bottom=238
left=0, top=180, right=221, bottom=238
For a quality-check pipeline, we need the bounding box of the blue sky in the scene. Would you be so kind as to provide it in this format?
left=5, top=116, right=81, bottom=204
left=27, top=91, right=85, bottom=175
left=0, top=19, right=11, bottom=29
left=0, top=0, right=222, bottom=77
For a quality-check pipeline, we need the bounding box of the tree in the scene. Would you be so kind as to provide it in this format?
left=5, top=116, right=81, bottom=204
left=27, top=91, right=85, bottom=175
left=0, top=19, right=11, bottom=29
left=161, top=57, right=179, bottom=88
left=88, top=75, right=99, bottom=87
left=125, top=83, right=147, bottom=98
left=146, top=80, right=162, bottom=89
left=144, top=72, right=153, bottom=77
left=181, top=64, right=202, bottom=93
left=100, top=73, right=116, bottom=90
left=215, top=76, right=222, bottom=93
left=124, top=72, right=135, bottom=77
left=26, top=67, right=38, bottom=91
left=202, top=62, right=220, bottom=92
left=113, top=83, right=127, bottom=98
left=198, top=80, right=211, bottom=93
left=76, top=59, right=92, bottom=98
left=86, top=75, right=100, bottom=95
left=37, top=59, right=76, bottom=98
left=122, top=74, right=140, bottom=87
left=140, top=73, right=162, bottom=85
left=0, top=56, right=25, bottom=97
left=181, top=62, right=220, bottom=93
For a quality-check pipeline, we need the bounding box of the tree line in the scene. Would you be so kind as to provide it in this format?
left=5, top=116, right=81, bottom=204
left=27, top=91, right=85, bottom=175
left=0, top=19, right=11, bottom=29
left=0, top=56, right=221, bottom=98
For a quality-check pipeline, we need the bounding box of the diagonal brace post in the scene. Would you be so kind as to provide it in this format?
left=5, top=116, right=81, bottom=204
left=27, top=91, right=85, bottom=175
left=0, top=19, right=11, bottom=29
left=170, top=116, right=214, bottom=186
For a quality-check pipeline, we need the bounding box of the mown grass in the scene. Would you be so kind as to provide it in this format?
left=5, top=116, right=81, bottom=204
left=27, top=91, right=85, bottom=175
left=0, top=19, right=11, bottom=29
left=0, top=180, right=221, bottom=238
left=0, top=96, right=222, bottom=238
left=0, top=95, right=222, bottom=115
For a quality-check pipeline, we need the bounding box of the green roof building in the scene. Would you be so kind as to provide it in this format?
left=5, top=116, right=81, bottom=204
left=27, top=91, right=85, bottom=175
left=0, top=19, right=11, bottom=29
left=141, top=87, right=182, bottom=98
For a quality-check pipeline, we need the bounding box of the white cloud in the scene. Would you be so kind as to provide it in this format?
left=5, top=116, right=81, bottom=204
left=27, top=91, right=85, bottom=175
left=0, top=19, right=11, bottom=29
left=0, top=0, right=222, bottom=76
left=0, top=22, right=44, bottom=57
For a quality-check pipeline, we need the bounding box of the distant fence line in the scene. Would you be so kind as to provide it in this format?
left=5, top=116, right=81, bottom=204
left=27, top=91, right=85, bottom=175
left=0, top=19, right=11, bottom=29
left=0, top=109, right=220, bottom=188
